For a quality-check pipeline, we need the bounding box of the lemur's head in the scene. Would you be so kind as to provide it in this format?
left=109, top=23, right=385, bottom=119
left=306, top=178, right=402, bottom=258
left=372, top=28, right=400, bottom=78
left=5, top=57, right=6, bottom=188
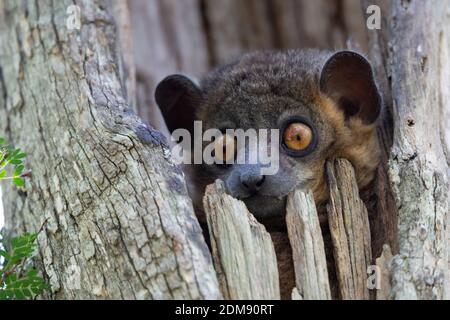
left=155, top=50, right=381, bottom=220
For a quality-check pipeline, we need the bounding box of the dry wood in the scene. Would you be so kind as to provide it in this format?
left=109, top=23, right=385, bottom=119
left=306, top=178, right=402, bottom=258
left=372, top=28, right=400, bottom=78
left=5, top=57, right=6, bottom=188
left=387, top=0, right=450, bottom=300
left=365, top=0, right=450, bottom=300
left=286, top=189, right=331, bottom=300
left=203, top=180, right=280, bottom=300
left=326, top=159, right=372, bottom=300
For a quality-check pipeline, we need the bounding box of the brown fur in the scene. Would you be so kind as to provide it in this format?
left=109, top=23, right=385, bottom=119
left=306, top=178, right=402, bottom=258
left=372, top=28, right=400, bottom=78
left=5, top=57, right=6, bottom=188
left=310, top=95, right=380, bottom=204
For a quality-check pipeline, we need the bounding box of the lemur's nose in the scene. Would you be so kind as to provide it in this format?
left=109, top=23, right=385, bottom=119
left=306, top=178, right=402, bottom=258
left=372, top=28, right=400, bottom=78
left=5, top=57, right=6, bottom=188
left=240, top=172, right=266, bottom=194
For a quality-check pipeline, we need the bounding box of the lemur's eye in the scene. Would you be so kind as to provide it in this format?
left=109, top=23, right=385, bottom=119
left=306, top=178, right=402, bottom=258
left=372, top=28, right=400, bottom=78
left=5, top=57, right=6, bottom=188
left=283, top=123, right=313, bottom=152
left=214, top=134, right=236, bottom=164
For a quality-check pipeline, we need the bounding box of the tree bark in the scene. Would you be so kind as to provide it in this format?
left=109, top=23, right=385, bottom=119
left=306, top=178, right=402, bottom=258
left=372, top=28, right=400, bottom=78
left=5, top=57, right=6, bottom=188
left=0, top=0, right=220, bottom=300
left=388, top=0, right=449, bottom=300
left=365, top=0, right=450, bottom=300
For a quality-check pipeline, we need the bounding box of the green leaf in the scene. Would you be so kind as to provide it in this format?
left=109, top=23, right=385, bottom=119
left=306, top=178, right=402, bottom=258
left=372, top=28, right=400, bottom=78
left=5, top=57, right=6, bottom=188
left=12, top=237, right=26, bottom=247
left=5, top=273, right=17, bottom=285
left=4, top=233, right=38, bottom=271
left=14, top=165, right=24, bottom=176
left=0, top=170, right=6, bottom=179
left=23, top=288, right=33, bottom=297
left=0, top=249, right=9, bottom=259
left=10, top=159, right=22, bottom=165
left=27, top=269, right=38, bottom=277
left=0, top=272, right=49, bottom=299
left=14, top=290, right=24, bottom=299
left=15, top=152, right=26, bottom=159
left=13, top=178, right=25, bottom=187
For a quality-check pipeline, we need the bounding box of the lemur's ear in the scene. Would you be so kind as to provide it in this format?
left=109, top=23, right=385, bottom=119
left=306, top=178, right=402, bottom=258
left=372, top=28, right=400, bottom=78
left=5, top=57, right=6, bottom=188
left=320, top=51, right=381, bottom=124
left=155, top=74, right=202, bottom=133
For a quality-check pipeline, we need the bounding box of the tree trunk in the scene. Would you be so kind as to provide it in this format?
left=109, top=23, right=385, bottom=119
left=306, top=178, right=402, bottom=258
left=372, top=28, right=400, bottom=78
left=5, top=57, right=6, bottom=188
left=0, top=0, right=220, bottom=300
left=365, top=0, right=450, bottom=300
left=388, top=1, right=449, bottom=299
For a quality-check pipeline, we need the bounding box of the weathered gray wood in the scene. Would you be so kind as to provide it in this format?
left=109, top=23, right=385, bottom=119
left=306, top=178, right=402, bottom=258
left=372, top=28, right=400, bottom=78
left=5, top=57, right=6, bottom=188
left=0, top=0, right=221, bottom=300
left=286, top=189, right=331, bottom=300
left=365, top=1, right=450, bottom=299
left=326, top=159, right=372, bottom=300
left=203, top=180, right=280, bottom=300
left=387, top=0, right=450, bottom=299
left=365, top=0, right=450, bottom=300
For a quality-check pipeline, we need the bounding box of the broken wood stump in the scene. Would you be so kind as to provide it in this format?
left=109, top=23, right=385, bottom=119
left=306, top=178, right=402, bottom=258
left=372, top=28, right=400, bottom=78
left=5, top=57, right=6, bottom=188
left=203, top=180, right=280, bottom=300
left=326, top=158, right=373, bottom=300
left=286, top=189, right=331, bottom=300
left=202, top=158, right=376, bottom=300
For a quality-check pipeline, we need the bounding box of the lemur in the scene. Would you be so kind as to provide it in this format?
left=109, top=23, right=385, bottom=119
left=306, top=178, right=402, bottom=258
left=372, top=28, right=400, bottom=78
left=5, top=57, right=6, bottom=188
left=155, top=49, right=381, bottom=299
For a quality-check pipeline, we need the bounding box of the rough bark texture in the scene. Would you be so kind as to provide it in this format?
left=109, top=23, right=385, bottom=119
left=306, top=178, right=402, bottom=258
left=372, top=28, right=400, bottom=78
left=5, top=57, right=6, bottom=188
left=387, top=1, right=450, bottom=300
left=326, top=159, right=372, bottom=300
left=203, top=180, right=280, bottom=300
left=0, top=0, right=221, bottom=300
left=286, top=189, right=331, bottom=300
left=365, top=0, right=450, bottom=300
